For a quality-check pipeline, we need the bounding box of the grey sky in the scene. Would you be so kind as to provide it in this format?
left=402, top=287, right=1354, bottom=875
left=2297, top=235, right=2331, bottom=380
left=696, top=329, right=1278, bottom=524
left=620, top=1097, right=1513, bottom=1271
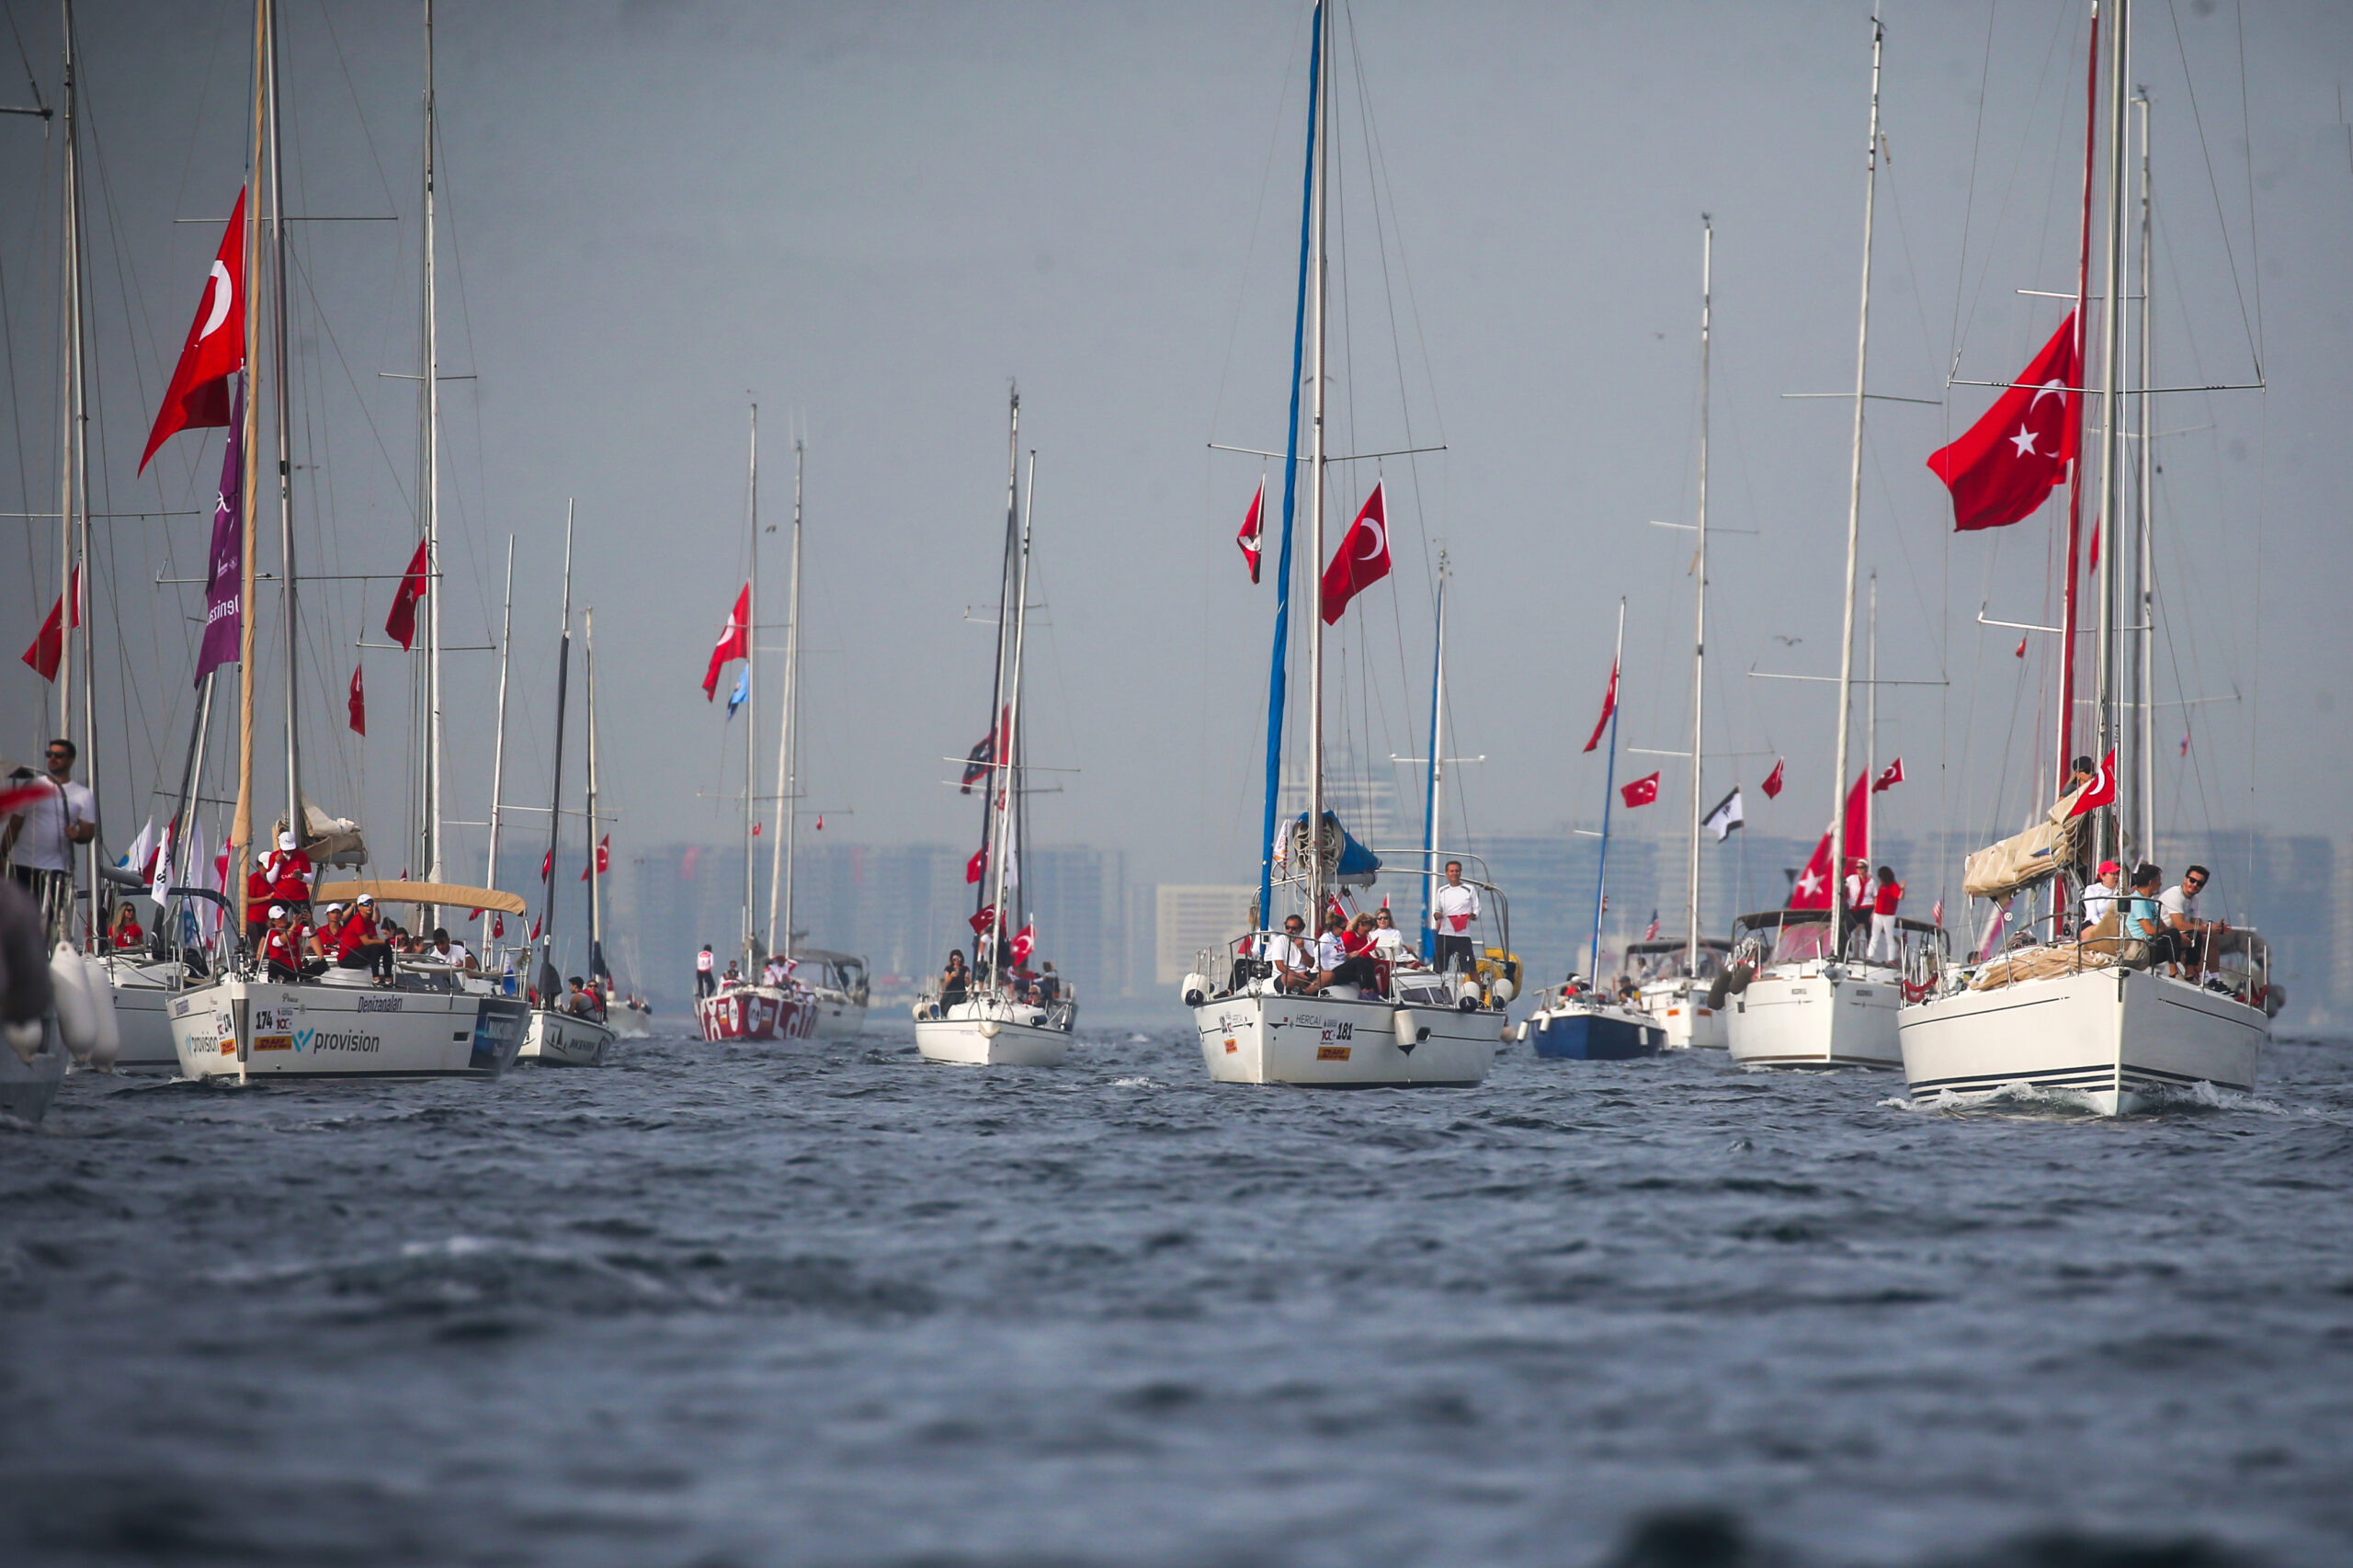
left=4, top=0, right=2346, bottom=908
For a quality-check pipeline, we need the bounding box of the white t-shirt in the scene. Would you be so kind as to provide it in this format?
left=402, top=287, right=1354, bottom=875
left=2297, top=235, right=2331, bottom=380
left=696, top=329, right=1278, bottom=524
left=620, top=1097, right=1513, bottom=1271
left=1370, top=926, right=1409, bottom=957
left=2083, top=884, right=2120, bottom=929
left=1261, top=932, right=1305, bottom=969
left=8, top=778, right=93, bottom=872
left=2158, top=884, right=2199, bottom=926
left=1432, top=881, right=1480, bottom=930
left=1316, top=931, right=1347, bottom=971
left=696, top=950, right=714, bottom=972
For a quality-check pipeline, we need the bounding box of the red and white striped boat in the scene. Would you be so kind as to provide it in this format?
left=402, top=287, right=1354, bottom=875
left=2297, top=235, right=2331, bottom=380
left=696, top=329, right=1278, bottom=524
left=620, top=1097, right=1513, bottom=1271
left=694, top=983, right=814, bottom=1042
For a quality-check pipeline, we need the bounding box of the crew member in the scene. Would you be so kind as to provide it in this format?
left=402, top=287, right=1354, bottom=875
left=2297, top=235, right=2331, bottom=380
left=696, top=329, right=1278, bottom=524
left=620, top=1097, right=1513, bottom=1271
left=108, top=902, right=144, bottom=951
left=1867, top=866, right=1904, bottom=965
left=1260, top=915, right=1312, bottom=993
left=695, top=944, right=717, bottom=997
left=940, top=949, right=971, bottom=1006
left=1314, top=909, right=1379, bottom=992
left=1431, top=862, right=1480, bottom=973
left=261, top=830, right=313, bottom=921
left=2161, top=864, right=2226, bottom=981
left=2, top=739, right=96, bottom=947
left=261, top=904, right=325, bottom=982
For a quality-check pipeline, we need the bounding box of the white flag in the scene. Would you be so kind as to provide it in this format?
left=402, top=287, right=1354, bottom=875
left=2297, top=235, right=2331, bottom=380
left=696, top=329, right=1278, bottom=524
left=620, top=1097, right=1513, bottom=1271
left=1702, top=787, right=1745, bottom=842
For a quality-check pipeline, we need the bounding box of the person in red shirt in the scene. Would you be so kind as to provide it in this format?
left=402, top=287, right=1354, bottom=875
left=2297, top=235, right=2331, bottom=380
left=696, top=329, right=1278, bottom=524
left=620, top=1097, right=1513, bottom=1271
left=261, top=904, right=325, bottom=983
left=327, top=894, right=393, bottom=982
left=108, top=903, right=144, bottom=951
left=1867, top=866, right=1905, bottom=966
left=244, top=867, right=274, bottom=951
left=261, top=830, right=314, bottom=919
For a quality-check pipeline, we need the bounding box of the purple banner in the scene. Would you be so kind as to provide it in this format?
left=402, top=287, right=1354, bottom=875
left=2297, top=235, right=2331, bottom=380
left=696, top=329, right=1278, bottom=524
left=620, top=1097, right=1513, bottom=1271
left=195, top=378, right=244, bottom=687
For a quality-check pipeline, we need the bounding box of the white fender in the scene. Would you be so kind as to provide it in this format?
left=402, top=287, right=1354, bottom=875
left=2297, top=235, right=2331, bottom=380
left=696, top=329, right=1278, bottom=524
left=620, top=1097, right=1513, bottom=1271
left=1391, top=1007, right=1429, bottom=1051
left=1180, top=971, right=1208, bottom=1008
left=49, top=942, right=97, bottom=1062
left=80, top=953, right=120, bottom=1069
left=1455, top=976, right=1481, bottom=1012
left=1489, top=974, right=1517, bottom=1004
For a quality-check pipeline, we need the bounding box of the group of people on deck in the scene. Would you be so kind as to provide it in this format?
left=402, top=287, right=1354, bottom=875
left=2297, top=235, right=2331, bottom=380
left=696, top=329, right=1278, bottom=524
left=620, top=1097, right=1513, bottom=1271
left=2081, top=858, right=2230, bottom=980
left=1244, top=860, right=1484, bottom=996
left=936, top=948, right=1062, bottom=1009
left=697, top=944, right=821, bottom=1003
left=254, top=895, right=481, bottom=985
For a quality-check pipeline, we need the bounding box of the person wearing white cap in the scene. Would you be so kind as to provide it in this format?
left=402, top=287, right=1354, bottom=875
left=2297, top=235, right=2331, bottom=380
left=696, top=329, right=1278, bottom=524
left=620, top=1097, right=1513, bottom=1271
left=325, top=893, right=394, bottom=982
left=260, top=829, right=315, bottom=919
left=261, top=903, right=324, bottom=983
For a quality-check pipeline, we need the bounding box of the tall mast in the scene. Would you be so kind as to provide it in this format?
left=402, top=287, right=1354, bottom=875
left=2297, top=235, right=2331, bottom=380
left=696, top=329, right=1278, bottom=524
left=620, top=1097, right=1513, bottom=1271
left=231, top=0, right=266, bottom=937
left=266, top=0, right=301, bottom=847
left=1866, top=571, right=1878, bottom=868
left=2090, top=0, right=2131, bottom=873
left=59, top=0, right=98, bottom=929
left=1418, top=550, right=1448, bottom=962
left=420, top=0, right=445, bottom=894
left=1684, top=213, right=1711, bottom=976
left=1829, top=7, right=1883, bottom=954
left=742, top=403, right=758, bottom=967
left=984, top=450, right=1037, bottom=987
left=1253, top=1, right=1322, bottom=932
left=766, top=437, right=804, bottom=959
left=535, top=503, right=574, bottom=997
left=2056, top=2, right=2102, bottom=801
left=2133, top=87, right=2156, bottom=856
left=1304, top=0, right=1331, bottom=921
left=976, top=390, right=1020, bottom=917
left=1589, top=597, right=1626, bottom=983
left=483, top=533, right=514, bottom=903
left=585, top=605, right=603, bottom=978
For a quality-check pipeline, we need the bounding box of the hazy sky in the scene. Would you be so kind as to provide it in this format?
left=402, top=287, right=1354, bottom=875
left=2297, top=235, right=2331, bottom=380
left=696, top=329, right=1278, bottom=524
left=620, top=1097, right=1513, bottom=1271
left=4, top=0, right=2347, bottom=904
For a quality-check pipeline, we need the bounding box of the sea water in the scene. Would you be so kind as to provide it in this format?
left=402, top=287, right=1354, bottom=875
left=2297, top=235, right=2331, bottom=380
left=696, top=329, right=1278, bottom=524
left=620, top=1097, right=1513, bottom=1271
left=2, top=1027, right=2348, bottom=1566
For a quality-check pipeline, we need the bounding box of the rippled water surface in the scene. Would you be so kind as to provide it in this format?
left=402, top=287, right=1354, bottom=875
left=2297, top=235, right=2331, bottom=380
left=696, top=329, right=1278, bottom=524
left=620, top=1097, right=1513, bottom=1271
left=4, top=1025, right=2350, bottom=1567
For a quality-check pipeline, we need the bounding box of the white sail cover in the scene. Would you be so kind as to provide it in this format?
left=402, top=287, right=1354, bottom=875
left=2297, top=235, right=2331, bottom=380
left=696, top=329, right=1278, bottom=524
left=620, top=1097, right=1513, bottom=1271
left=1962, top=782, right=2092, bottom=901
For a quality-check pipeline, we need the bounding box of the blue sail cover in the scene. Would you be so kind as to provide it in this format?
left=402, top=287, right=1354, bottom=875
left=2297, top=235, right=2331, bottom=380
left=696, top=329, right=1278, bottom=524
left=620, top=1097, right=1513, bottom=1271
left=1289, top=811, right=1381, bottom=887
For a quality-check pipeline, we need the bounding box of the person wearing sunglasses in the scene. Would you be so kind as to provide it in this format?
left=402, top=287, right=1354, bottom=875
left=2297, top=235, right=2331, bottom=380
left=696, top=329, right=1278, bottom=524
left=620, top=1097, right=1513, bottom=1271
left=2159, top=864, right=2225, bottom=982
left=2, top=739, right=96, bottom=947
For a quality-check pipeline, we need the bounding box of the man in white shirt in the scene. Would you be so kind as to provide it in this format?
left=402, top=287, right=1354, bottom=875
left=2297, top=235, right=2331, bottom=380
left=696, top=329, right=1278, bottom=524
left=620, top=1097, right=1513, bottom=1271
left=1259, top=915, right=1312, bottom=992
left=2081, top=860, right=2121, bottom=934
left=2159, top=864, right=2223, bottom=980
left=426, top=926, right=475, bottom=972
left=1431, top=862, right=1480, bottom=974
left=695, top=944, right=717, bottom=997
left=3, top=739, right=97, bottom=947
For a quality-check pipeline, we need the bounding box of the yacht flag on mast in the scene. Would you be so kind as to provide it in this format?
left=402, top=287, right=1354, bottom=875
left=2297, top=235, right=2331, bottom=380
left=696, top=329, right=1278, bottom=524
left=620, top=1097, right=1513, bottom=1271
left=1582, top=661, right=1618, bottom=754
left=1702, top=786, right=1744, bottom=840
left=139, top=187, right=247, bottom=472
left=384, top=539, right=430, bottom=651
left=1926, top=313, right=2079, bottom=532
left=701, top=584, right=751, bottom=699
left=1236, top=479, right=1265, bottom=584
left=18, top=570, right=78, bottom=681
left=1318, top=483, right=1392, bottom=624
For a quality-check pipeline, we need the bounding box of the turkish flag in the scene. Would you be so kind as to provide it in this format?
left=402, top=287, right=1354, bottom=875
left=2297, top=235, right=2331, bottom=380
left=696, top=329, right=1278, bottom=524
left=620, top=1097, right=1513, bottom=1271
left=1237, top=478, right=1264, bottom=585
left=1927, top=312, right=2079, bottom=532
left=965, top=844, right=988, bottom=885
left=1789, top=769, right=1872, bottom=910
left=701, top=583, right=751, bottom=699
left=347, top=663, right=366, bottom=735
left=540, top=848, right=553, bottom=882
left=1873, top=757, right=1904, bottom=793
left=579, top=834, right=609, bottom=881
left=1010, top=922, right=1036, bottom=964
left=2063, top=748, right=2117, bottom=818
left=529, top=915, right=542, bottom=942
left=1583, top=661, right=1618, bottom=754
left=2014, top=634, right=2029, bottom=659
left=1620, top=771, right=1660, bottom=809
left=969, top=903, right=997, bottom=935
left=1762, top=757, right=1785, bottom=799
left=384, top=538, right=430, bottom=650
left=139, top=188, right=247, bottom=473
left=492, top=912, right=506, bottom=938
left=1318, top=483, right=1392, bottom=624
left=19, top=568, right=79, bottom=681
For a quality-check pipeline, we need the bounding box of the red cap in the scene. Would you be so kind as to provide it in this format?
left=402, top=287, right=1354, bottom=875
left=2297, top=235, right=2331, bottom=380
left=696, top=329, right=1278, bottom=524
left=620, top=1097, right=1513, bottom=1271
left=2097, top=859, right=2121, bottom=877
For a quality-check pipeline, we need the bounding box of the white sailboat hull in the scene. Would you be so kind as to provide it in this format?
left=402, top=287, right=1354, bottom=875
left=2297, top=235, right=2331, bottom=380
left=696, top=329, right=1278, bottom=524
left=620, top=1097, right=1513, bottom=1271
left=1723, top=963, right=1904, bottom=1070
left=1636, top=977, right=1726, bottom=1051
left=97, top=953, right=185, bottom=1074
left=1193, top=988, right=1499, bottom=1087
left=517, top=1007, right=614, bottom=1066
left=167, top=976, right=530, bottom=1082
left=913, top=996, right=1070, bottom=1066
left=1898, top=963, right=2265, bottom=1115
left=806, top=992, right=869, bottom=1041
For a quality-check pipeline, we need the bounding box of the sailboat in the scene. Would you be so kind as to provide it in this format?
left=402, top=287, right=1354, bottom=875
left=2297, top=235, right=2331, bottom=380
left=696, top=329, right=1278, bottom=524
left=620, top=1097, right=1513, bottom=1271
left=914, top=397, right=1074, bottom=1066
left=167, top=0, right=529, bottom=1083
left=695, top=406, right=814, bottom=1044
left=765, top=439, right=870, bottom=1041
left=1895, top=0, right=2270, bottom=1114
left=1178, top=1, right=1513, bottom=1086
left=1629, top=218, right=1732, bottom=1050
left=1521, top=600, right=1665, bottom=1060
left=1721, top=13, right=1943, bottom=1074
left=517, top=517, right=613, bottom=1066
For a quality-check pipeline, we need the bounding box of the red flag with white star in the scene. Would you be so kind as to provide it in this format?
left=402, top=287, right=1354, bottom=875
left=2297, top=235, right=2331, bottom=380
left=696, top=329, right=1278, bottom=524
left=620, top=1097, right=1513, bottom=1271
left=1788, top=769, right=1872, bottom=910
left=1761, top=757, right=1784, bottom=799
left=347, top=664, right=366, bottom=735
left=384, top=538, right=430, bottom=651
left=1582, top=661, right=1618, bottom=754
left=1236, top=478, right=1264, bottom=585
left=1620, top=772, right=1660, bottom=808
left=1927, top=313, right=2078, bottom=532
left=1872, top=757, right=1904, bottom=793
left=701, top=583, right=751, bottom=699
left=139, top=188, right=247, bottom=473
left=1318, top=483, right=1392, bottom=624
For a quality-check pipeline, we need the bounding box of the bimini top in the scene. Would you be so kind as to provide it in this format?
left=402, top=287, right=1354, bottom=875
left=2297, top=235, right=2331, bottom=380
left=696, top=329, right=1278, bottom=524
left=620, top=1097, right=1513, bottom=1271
left=314, top=880, right=528, bottom=916
left=1732, top=907, right=1939, bottom=937
left=1625, top=937, right=1733, bottom=958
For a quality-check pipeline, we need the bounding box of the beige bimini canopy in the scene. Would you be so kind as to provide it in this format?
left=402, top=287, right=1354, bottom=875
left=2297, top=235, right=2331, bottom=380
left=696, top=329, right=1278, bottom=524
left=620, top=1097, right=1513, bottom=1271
left=313, top=880, right=528, bottom=916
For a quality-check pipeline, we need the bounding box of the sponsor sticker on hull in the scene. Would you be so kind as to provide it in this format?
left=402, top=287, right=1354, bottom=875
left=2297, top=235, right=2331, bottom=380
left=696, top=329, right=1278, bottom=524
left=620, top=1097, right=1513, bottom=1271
left=1316, top=1045, right=1352, bottom=1062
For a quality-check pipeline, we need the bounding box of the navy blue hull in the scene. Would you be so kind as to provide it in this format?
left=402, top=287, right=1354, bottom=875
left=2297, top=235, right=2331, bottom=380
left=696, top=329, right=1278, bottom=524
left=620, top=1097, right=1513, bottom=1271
left=1529, top=1010, right=1663, bottom=1061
